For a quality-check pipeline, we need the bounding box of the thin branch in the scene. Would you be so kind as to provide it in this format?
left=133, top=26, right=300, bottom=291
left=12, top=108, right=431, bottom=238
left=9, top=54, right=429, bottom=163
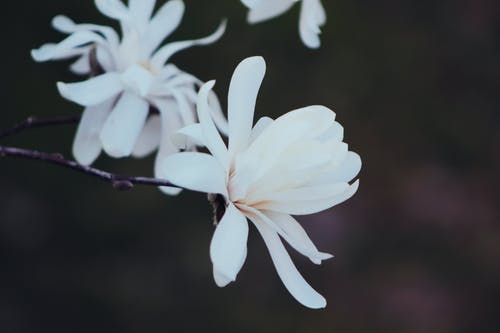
left=0, top=115, right=81, bottom=140
left=0, top=145, right=178, bottom=191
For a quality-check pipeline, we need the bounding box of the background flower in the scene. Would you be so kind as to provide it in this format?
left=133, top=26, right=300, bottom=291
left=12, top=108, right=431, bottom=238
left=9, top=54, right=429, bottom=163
left=32, top=0, right=228, bottom=195
left=242, top=0, right=326, bottom=48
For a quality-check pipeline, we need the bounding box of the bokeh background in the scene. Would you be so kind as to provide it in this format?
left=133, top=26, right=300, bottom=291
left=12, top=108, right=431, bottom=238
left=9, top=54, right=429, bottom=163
left=1, top=0, right=499, bottom=332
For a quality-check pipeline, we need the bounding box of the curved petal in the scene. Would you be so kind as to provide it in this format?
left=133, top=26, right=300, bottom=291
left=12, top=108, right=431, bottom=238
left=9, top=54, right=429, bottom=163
left=144, top=0, right=185, bottom=54
left=32, top=31, right=104, bottom=62
left=242, top=205, right=332, bottom=265
left=210, top=203, right=249, bottom=286
left=129, top=0, right=156, bottom=27
left=70, top=54, right=91, bottom=75
left=311, top=152, right=362, bottom=184
left=151, top=20, right=226, bottom=68
left=299, top=0, right=326, bottom=49
left=161, top=152, right=228, bottom=196
left=171, top=123, right=205, bottom=149
left=196, top=81, right=229, bottom=169
left=72, top=99, right=114, bottom=165
left=249, top=215, right=327, bottom=309
left=264, top=180, right=360, bottom=215
left=132, top=114, right=161, bottom=158
left=227, top=56, right=266, bottom=156
left=51, top=15, right=119, bottom=47
left=57, top=73, right=123, bottom=106
left=263, top=211, right=333, bottom=264
left=99, top=91, right=150, bottom=158
left=250, top=116, right=273, bottom=143
left=247, top=0, right=296, bottom=24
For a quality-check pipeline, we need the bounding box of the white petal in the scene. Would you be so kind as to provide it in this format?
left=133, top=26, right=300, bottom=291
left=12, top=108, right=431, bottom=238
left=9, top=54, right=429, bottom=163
left=129, top=0, right=156, bottom=27
left=241, top=0, right=264, bottom=9
left=263, top=211, right=333, bottom=264
left=242, top=205, right=332, bottom=265
left=72, top=99, right=114, bottom=165
left=247, top=0, right=296, bottom=24
left=161, top=152, right=228, bottom=196
left=94, top=0, right=129, bottom=21
left=153, top=100, right=185, bottom=195
left=299, top=0, right=326, bottom=49
left=245, top=105, right=335, bottom=181
left=250, top=116, right=273, bottom=143
left=151, top=20, right=226, bottom=68
left=120, top=64, right=155, bottom=97
left=210, top=203, right=249, bottom=285
left=51, top=15, right=119, bottom=47
left=32, top=31, right=103, bottom=62
left=264, top=180, right=360, bottom=215
left=228, top=56, right=266, bottom=156
left=195, top=81, right=229, bottom=169
left=171, top=123, right=205, bottom=149
left=57, top=73, right=123, bottom=106
left=99, top=91, right=150, bottom=158
left=70, top=54, right=91, bottom=75
left=144, top=0, right=185, bottom=54
left=319, top=121, right=344, bottom=142
left=132, top=114, right=161, bottom=158
left=311, top=152, right=362, bottom=184
left=249, top=215, right=326, bottom=309
left=213, top=268, right=233, bottom=287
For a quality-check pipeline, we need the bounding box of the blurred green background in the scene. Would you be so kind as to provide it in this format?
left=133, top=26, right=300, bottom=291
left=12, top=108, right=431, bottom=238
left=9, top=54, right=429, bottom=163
left=1, top=0, right=499, bottom=332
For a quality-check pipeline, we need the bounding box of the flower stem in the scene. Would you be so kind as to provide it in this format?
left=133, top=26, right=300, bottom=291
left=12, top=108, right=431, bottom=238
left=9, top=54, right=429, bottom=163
left=0, top=145, right=177, bottom=191
left=0, top=115, right=81, bottom=140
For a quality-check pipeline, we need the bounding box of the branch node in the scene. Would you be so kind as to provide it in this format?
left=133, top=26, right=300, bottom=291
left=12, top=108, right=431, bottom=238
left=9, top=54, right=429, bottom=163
left=112, top=179, right=135, bottom=191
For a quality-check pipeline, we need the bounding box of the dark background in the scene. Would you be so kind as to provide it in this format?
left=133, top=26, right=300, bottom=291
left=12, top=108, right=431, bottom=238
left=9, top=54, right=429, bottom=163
left=1, top=1, right=499, bottom=332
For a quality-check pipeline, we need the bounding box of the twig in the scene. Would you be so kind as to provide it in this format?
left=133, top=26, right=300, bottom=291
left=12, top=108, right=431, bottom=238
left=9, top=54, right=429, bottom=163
left=0, top=115, right=81, bottom=140
left=0, top=145, right=178, bottom=191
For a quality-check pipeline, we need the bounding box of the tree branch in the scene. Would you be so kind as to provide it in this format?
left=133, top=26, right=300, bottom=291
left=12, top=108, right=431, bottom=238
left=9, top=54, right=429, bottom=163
left=0, top=145, right=177, bottom=191
left=0, top=115, right=81, bottom=140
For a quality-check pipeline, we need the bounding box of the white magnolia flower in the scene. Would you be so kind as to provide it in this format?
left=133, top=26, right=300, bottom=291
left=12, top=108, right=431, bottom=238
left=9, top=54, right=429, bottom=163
left=32, top=0, right=227, bottom=194
left=242, top=0, right=326, bottom=49
left=161, top=56, right=361, bottom=308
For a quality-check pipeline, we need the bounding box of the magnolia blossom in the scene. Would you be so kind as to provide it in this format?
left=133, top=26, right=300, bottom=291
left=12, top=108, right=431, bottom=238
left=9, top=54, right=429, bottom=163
left=242, top=0, right=326, bottom=49
left=32, top=0, right=227, bottom=194
left=161, top=57, right=361, bottom=308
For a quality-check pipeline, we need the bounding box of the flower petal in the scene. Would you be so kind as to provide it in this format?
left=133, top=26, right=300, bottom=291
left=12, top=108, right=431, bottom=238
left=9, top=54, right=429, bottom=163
left=132, top=114, right=161, bottom=158
left=151, top=20, right=226, bottom=68
left=210, top=203, right=249, bottom=286
left=249, top=215, right=327, bottom=309
left=263, top=210, right=333, bottom=264
left=153, top=99, right=185, bottom=195
left=99, top=91, right=150, bottom=158
left=250, top=116, right=273, bottom=143
left=264, top=180, right=360, bottom=215
left=144, top=0, right=185, bottom=54
left=299, top=0, right=326, bottom=49
left=161, top=152, right=228, bottom=196
left=57, top=73, right=123, bottom=106
left=129, top=0, right=156, bottom=27
left=32, top=31, right=103, bottom=62
left=247, top=0, right=296, bottom=24
left=227, top=56, right=266, bottom=156
left=51, top=15, right=119, bottom=47
left=195, top=81, right=229, bottom=169
left=72, top=99, right=114, bottom=165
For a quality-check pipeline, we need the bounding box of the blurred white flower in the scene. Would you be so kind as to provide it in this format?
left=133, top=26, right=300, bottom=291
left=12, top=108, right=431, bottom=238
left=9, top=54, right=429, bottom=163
left=32, top=0, right=227, bottom=194
left=161, top=56, right=361, bottom=308
left=242, top=0, right=326, bottom=49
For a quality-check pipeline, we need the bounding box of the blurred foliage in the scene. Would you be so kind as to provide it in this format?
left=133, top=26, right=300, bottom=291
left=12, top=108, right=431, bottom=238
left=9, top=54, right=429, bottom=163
left=0, top=0, right=499, bottom=332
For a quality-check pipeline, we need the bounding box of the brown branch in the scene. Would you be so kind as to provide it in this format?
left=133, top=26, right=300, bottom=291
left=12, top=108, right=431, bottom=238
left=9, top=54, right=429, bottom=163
left=0, top=115, right=81, bottom=140
left=0, top=145, right=178, bottom=191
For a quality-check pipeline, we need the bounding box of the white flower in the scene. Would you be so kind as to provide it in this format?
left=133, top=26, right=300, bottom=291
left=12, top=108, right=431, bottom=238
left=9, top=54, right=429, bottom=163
left=242, top=0, right=326, bottom=49
left=161, top=56, right=361, bottom=308
left=32, top=0, right=227, bottom=194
